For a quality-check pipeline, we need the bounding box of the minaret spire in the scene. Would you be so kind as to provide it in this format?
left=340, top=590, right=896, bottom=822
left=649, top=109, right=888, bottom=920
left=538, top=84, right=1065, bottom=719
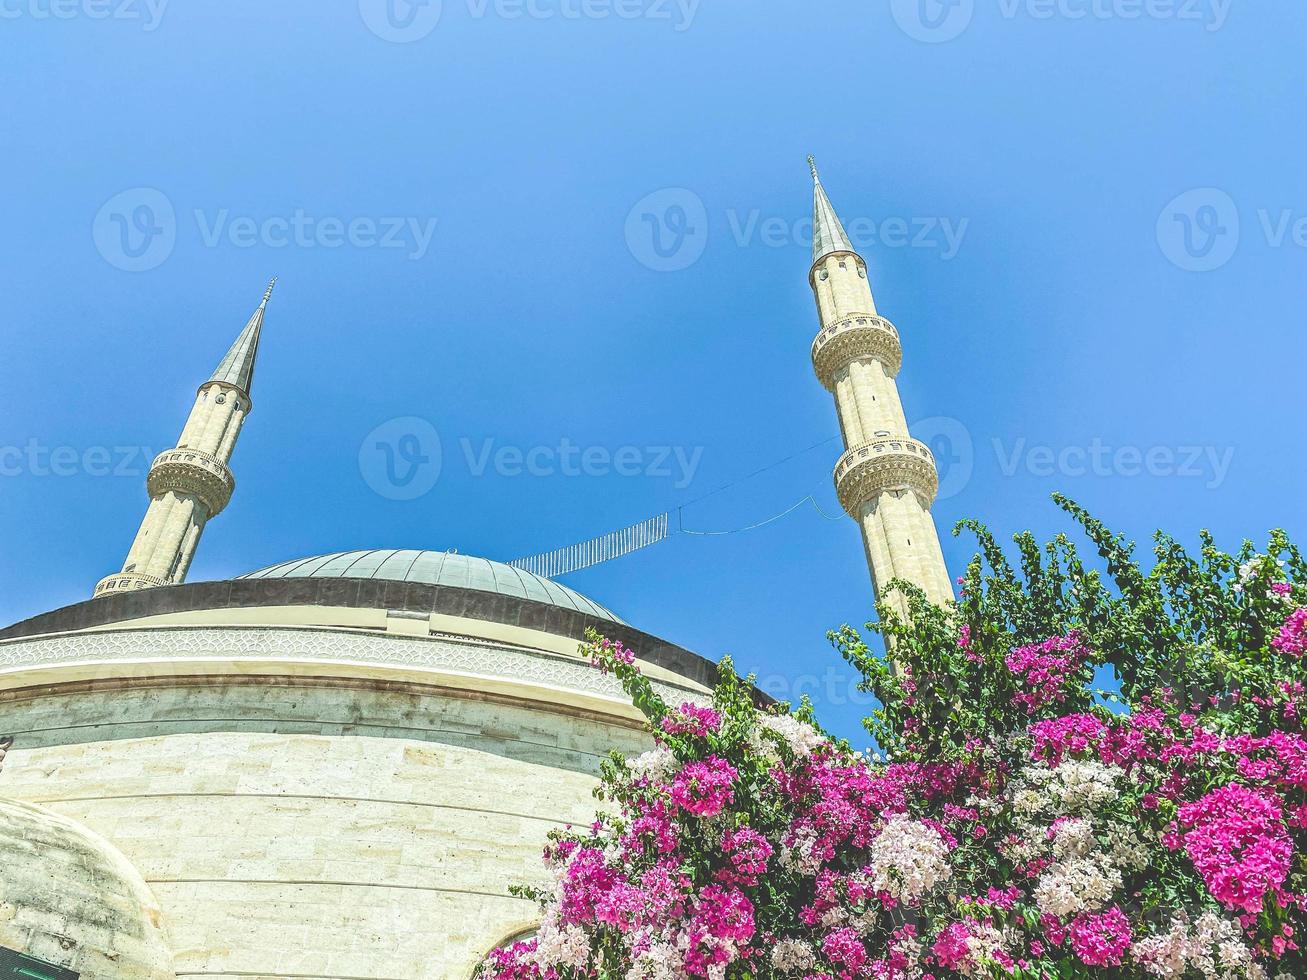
left=805, top=164, right=952, bottom=614
left=209, top=276, right=275, bottom=399
left=810, top=157, right=855, bottom=266
left=94, top=280, right=276, bottom=598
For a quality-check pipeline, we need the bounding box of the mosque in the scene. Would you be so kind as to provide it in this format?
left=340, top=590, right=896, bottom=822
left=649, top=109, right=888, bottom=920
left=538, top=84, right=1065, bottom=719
left=0, top=165, right=951, bottom=979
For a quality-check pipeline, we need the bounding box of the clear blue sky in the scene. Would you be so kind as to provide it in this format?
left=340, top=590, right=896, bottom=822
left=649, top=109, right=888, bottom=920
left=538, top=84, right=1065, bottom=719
left=2, top=1, right=1303, bottom=744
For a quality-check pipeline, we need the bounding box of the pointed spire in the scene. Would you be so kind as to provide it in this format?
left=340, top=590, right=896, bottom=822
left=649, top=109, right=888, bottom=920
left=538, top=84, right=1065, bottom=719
left=209, top=278, right=275, bottom=397
left=809, top=156, right=856, bottom=265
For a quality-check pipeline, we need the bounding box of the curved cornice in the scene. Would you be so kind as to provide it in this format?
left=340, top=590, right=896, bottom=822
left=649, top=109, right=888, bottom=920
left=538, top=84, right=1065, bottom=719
left=0, top=577, right=721, bottom=693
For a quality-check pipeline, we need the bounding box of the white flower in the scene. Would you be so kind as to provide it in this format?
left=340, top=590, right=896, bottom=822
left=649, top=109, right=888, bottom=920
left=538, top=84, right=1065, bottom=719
left=769, top=939, right=816, bottom=972
left=1130, top=912, right=1258, bottom=979
left=753, top=714, right=827, bottom=759
left=1033, top=855, right=1121, bottom=919
left=533, top=908, right=591, bottom=970
left=627, top=746, right=677, bottom=784
left=867, top=816, right=952, bottom=902
left=625, top=933, right=688, bottom=980
left=1050, top=818, right=1096, bottom=859
left=777, top=826, right=824, bottom=876
left=1015, top=760, right=1122, bottom=816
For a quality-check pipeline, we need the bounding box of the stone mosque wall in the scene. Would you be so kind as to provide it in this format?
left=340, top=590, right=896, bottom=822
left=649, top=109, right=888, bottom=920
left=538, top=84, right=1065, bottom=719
left=0, top=622, right=706, bottom=979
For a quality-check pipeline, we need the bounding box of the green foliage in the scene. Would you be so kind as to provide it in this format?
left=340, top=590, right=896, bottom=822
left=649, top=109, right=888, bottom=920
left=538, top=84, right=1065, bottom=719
left=835, top=494, right=1306, bottom=759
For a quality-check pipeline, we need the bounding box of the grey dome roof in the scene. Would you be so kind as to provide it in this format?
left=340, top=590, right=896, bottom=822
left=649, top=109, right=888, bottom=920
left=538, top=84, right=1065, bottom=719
left=238, top=549, right=624, bottom=623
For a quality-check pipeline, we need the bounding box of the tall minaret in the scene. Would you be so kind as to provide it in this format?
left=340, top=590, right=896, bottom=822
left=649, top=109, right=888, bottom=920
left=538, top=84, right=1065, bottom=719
left=94, top=279, right=275, bottom=598
left=806, top=159, right=953, bottom=614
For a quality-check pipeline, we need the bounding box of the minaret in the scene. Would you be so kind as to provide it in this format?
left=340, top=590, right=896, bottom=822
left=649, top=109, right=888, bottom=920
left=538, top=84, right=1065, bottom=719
left=94, top=279, right=276, bottom=598
left=806, top=159, right=953, bottom=613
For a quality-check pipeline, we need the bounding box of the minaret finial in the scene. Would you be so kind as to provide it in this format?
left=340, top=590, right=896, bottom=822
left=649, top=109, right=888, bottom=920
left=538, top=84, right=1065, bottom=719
left=808, top=155, right=820, bottom=182
left=261, top=276, right=277, bottom=308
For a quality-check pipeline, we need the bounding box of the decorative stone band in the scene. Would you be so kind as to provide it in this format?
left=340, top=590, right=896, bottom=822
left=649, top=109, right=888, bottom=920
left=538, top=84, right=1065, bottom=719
left=146, top=448, right=235, bottom=516
left=811, top=313, right=903, bottom=389
left=92, top=572, right=169, bottom=599
left=0, top=625, right=710, bottom=713
left=833, top=436, right=939, bottom=517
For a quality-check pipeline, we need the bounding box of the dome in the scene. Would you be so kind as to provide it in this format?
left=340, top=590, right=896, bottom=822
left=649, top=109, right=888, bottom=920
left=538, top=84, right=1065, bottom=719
left=0, top=798, right=176, bottom=978
left=238, top=549, right=624, bottom=623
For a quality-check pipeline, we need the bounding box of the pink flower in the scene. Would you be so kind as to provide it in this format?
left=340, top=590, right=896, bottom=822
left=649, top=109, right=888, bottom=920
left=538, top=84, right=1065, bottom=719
left=661, top=703, right=722, bottom=737
left=1272, top=608, right=1307, bottom=659
left=930, top=921, right=973, bottom=972
left=590, top=637, right=637, bottom=674
left=1176, top=784, right=1293, bottom=914
left=719, top=826, right=773, bottom=883
left=822, top=926, right=867, bottom=972
left=1028, top=713, right=1108, bottom=765
left=481, top=939, right=556, bottom=979
left=1069, top=906, right=1131, bottom=967
left=670, top=756, right=738, bottom=818
left=1005, top=632, right=1090, bottom=714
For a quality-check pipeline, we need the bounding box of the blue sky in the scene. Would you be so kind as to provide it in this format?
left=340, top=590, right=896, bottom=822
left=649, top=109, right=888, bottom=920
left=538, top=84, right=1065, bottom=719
left=1, top=0, right=1303, bottom=744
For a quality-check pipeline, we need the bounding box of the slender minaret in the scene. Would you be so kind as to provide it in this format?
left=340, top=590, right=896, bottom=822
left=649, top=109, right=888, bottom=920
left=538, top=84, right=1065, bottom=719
left=94, top=279, right=276, bottom=598
left=806, top=159, right=952, bottom=614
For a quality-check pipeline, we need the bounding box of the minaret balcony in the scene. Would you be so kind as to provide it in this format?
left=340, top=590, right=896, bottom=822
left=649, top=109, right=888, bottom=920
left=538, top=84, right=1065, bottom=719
left=93, top=571, right=169, bottom=598
left=833, top=436, right=939, bottom=517
left=146, top=448, right=236, bottom=516
left=811, top=313, right=903, bottom=389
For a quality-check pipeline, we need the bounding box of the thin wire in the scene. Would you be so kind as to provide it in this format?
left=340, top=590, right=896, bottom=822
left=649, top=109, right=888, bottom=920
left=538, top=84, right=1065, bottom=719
left=680, top=494, right=843, bottom=536
left=676, top=434, right=841, bottom=510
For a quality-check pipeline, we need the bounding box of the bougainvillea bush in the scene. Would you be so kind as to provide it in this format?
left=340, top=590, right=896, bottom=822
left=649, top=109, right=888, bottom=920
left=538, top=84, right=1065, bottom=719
left=478, top=495, right=1307, bottom=979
